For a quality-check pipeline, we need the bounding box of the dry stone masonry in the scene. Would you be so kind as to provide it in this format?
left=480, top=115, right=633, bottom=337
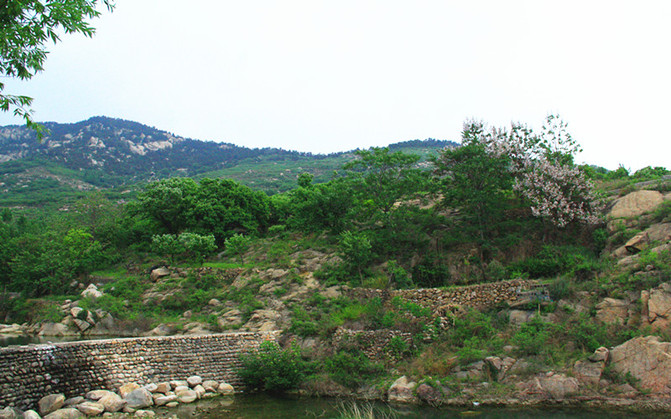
left=351, top=279, right=542, bottom=316
left=0, top=331, right=279, bottom=411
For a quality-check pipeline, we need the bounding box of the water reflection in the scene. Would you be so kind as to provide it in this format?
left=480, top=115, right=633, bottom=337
left=158, top=393, right=667, bottom=419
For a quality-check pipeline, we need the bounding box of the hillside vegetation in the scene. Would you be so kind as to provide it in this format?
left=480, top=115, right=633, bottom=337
left=2, top=115, right=671, bottom=407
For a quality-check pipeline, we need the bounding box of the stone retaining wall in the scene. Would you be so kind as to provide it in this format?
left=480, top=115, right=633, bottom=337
left=333, top=328, right=413, bottom=361
left=351, top=279, right=542, bottom=315
left=0, top=331, right=279, bottom=411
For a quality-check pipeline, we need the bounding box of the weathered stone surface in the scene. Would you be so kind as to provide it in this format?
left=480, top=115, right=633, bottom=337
left=0, top=407, right=22, bottom=419
left=484, top=356, right=516, bottom=380
left=43, top=409, right=84, bottom=419
left=186, top=376, right=202, bottom=387
left=124, top=388, right=153, bottom=409
left=169, top=381, right=188, bottom=390
left=589, top=346, right=609, bottom=363
left=39, top=394, right=65, bottom=416
left=153, top=394, right=177, bottom=407
left=217, top=383, right=234, bottom=395
left=647, top=223, right=671, bottom=243
left=144, top=324, right=176, bottom=337
left=202, top=380, right=218, bottom=393
left=610, top=335, right=671, bottom=393
left=38, top=323, right=71, bottom=337
left=85, top=390, right=114, bottom=401
left=72, top=319, right=92, bottom=332
left=118, top=383, right=140, bottom=398
left=143, top=383, right=158, bottom=393
left=573, top=359, right=605, bottom=386
left=155, top=382, right=171, bottom=395
left=134, top=410, right=155, bottom=417
left=76, top=402, right=104, bottom=416
left=193, top=385, right=206, bottom=399
left=508, top=310, right=533, bottom=325
left=625, top=232, right=649, bottom=253
left=150, top=267, right=170, bottom=281
left=176, top=390, right=198, bottom=404
left=63, top=397, right=84, bottom=407
left=647, top=283, right=671, bottom=328
left=23, top=410, right=41, bottom=419
left=595, top=298, right=629, bottom=325
left=523, top=374, right=579, bottom=399
left=416, top=383, right=442, bottom=406
left=98, top=393, right=125, bottom=413
left=609, top=190, right=664, bottom=219
left=81, top=284, right=102, bottom=299
left=388, top=376, right=417, bottom=404
left=173, top=385, right=189, bottom=394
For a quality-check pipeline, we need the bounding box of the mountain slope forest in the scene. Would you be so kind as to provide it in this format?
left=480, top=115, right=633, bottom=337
left=2, top=115, right=671, bottom=406
left=0, top=116, right=456, bottom=204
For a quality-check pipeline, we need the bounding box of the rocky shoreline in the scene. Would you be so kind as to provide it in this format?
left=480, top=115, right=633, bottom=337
left=0, top=375, right=235, bottom=419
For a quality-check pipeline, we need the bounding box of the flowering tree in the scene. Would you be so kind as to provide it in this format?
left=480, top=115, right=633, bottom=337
left=445, top=115, right=602, bottom=229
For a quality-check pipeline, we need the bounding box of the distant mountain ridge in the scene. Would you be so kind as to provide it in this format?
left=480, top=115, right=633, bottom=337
left=0, top=116, right=458, bottom=204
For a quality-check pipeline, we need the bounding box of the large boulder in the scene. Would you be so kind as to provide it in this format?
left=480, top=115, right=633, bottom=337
left=76, top=402, right=104, bottom=416
left=573, top=347, right=608, bottom=386
left=609, top=190, right=664, bottom=219
left=388, top=376, right=418, bottom=403
left=176, top=389, right=198, bottom=404
left=595, top=298, right=629, bottom=325
left=646, top=283, right=671, bottom=330
left=98, top=393, right=126, bottom=413
left=217, top=382, right=234, bottom=395
left=150, top=267, right=171, bottom=281
left=81, top=284, right=102, bottom=299
left=415, top=383, right=442, bottom=406
left=610, top=336, right=671, bottom=393
left=522, top=374, right=579, bottom=399
left=38, top=322, right=72, bottom=336
left=186, top=375, right=203, bottom=387
left=624, top=232, right=649, bottom=253
left=118, top=383, right=140, bottom=398
left=85, top=390, right=115, bottom=401
left=0, top=407, right=23, bottom=419
left=43, top=409, right=84, bottom=419
left=39, top=394, right=65, bottom=416
left=123, top=388, right=153, bottom=409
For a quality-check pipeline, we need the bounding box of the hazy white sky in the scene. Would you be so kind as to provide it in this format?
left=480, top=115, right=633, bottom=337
left=1, top=1, right=670, bottom=171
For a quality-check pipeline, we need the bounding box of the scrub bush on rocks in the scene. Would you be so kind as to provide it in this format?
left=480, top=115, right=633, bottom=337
left=239, top=341, right=309, bottom=392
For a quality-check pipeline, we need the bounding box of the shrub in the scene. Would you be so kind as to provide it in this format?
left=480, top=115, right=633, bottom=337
left=457, top=337, right=485, bottom=365
left=386, top=336, right=410, bottom=359
left=386, top=260, right=412, bottom=289
left=411, top=254, right=451, bottom=287
left=239, top=341, right=309, bottom=392
left=324, top=349, right=384, bottom=388
left=512, top=318, right=552, bottom=356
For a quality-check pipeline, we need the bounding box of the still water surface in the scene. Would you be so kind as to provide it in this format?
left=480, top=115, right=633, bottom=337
left=157, top=394, right=667, bottom=419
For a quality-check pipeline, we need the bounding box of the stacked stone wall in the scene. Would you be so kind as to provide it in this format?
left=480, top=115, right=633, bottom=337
left=350, top=279, right=542, bottom=315
left=0, top=331, right=279, bottom=411
left=332, top=328, right=413, bottom=361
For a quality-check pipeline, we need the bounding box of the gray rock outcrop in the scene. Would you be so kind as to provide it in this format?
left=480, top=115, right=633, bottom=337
left=610, top=335, right=671, bottom=393
left=388, top=376, right=417, bottom=403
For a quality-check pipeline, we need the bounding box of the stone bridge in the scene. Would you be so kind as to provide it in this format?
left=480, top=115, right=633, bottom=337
left=0, top=331, right=280, bottom=410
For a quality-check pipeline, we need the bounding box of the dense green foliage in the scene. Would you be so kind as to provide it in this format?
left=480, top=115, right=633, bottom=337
left=239, top=341, right=310, bottom=392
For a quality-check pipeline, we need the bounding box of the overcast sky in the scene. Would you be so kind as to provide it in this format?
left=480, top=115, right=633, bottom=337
left=1, top=1, right=669, bottom=171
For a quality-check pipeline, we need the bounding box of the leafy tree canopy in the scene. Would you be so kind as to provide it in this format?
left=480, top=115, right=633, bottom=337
left=0, top=0, right=114, bottom=129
